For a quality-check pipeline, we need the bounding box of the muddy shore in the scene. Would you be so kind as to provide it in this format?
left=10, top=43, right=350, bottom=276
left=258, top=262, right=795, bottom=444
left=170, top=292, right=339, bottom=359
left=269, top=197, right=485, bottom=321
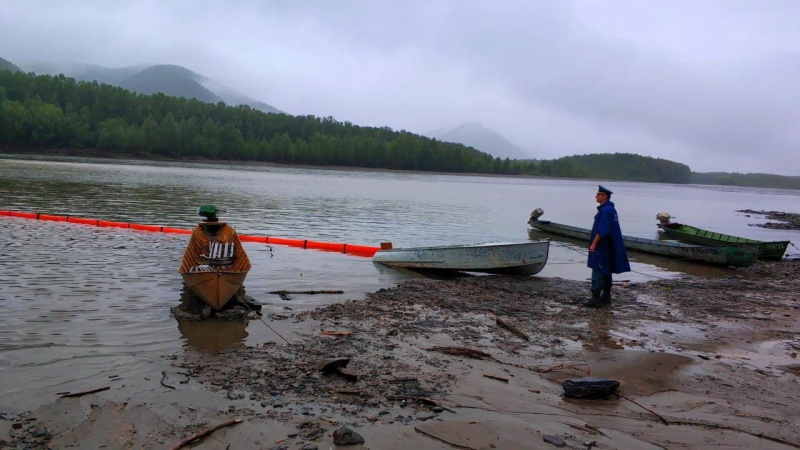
left=3, top=260, right=800, bottom=449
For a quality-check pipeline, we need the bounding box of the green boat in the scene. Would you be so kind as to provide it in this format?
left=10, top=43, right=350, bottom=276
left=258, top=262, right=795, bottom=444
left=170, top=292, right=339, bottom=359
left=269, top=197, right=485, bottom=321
left=657, top=222, right=789, bottom=261
left=527, top=210, right=759, bottom=268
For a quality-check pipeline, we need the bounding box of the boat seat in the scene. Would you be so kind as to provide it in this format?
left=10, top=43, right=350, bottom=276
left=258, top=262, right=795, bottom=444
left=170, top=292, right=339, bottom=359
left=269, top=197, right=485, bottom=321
left=188, top=265, right=215, bottom=273
left=203, top=241, right=235, bottom=265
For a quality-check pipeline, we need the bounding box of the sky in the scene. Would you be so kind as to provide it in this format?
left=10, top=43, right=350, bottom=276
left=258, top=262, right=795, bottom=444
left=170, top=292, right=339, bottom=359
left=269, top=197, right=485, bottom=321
left=1, top=0, right=799, bottom=175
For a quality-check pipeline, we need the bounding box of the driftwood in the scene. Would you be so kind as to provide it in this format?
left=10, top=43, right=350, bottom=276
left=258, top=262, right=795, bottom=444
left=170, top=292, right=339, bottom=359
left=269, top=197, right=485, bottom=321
left=59, top=386, right=110, bottom=398
left=336, top=390, right=362, bottom=395
left=495, top=317, right=530, bottom=341
left=168, top=418, right=242, bottom=450
left=427, top=346, right=493, bottom=360
left=270, top=290, right=344, bottom=295
left=270, top=290, right=343, bottom=301
left=483, top=374, right=509, bottom=383
left=388, top=396, right=457, bottom=413
left=320, top=330, right=353, bottom=336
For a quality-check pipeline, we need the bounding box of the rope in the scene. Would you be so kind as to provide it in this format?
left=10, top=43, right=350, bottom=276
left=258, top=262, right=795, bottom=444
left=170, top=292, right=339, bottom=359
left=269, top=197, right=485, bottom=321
left=630, top=269, right=670, bottom=279
left=240, top=301, right=293, bottom=345
left=550, top=241, right=589, bottom=257
left=549, top=240, right=672, bottom=279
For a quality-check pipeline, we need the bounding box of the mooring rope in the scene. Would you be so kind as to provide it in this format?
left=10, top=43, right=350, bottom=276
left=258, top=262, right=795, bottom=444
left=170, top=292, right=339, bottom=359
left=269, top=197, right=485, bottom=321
left=240, top=301, right=293, bottom=345
left=548, top=242, right=672, bottom=279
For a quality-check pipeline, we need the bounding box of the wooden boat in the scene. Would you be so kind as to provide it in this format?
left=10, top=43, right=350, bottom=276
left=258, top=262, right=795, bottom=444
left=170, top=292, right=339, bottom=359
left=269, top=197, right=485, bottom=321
left=373, top=241, right=550, bottom=275
left=527, top=212, right=759, bottom=268
left=657, top=221, right=789, bottom=261
left=179, top=221, right=251, bottom=310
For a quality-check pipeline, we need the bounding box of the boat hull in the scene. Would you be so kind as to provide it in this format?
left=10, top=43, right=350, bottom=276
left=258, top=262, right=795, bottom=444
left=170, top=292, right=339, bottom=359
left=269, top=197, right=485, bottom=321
left=373, top=241, right=550, bottom=275
left=529, top=219, right=758, bottom=268
left=179, top=222, right=251, bottom=310
left=180, top=271, right=248, bottom=311
left=659, top=223, right=789, bottom=261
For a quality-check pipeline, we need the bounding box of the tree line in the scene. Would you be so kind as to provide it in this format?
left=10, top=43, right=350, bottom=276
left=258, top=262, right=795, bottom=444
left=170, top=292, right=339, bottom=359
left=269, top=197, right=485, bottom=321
left=0, top=70, right=703, bottom=184
left=690, top=172, right=800, bottom=190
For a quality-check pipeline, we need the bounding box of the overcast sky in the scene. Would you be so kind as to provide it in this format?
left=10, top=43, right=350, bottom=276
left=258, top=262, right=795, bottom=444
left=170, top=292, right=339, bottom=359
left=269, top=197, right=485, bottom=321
left=2, top=1, right=799, bottom=175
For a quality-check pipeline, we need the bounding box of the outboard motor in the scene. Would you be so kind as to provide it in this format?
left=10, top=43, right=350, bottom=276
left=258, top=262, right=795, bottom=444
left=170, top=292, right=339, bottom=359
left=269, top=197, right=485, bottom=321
left=655, top=212, right=671, bottom=224
left=530, top=208, right=544, bottom=221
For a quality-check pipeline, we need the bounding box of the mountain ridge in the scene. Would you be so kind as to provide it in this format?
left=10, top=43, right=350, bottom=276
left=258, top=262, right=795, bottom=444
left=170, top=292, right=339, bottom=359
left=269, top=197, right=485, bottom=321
left=424, top=122, right=531, bottom=160
left=118, top=64, right=223, bottom=104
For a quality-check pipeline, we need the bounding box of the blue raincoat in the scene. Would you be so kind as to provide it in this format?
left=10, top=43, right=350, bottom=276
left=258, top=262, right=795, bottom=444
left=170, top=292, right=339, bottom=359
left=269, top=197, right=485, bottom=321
left=587, top=201, right=631, bottom=275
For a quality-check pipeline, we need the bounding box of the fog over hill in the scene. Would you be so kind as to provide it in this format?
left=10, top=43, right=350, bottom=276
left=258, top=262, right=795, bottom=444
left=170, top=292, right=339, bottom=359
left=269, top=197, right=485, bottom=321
left=425, top=123, right=531, bottom=160
left=116, top=64, right=221, bottom=103
left=20, top=62, right=281, bottom=114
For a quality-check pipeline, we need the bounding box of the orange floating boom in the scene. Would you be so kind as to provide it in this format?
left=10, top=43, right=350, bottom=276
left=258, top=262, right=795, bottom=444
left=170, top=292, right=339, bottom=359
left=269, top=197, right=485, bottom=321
left=0, top=210, right=380, bottom=257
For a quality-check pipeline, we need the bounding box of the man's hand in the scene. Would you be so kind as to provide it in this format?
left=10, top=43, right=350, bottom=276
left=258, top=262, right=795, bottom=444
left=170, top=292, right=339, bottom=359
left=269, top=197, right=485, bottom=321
left=589, top=234, right=601, bottom=253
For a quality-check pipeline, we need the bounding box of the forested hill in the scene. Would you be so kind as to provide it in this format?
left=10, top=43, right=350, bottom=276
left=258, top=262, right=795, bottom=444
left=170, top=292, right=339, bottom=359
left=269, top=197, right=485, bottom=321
left=0, top=58, right=21, bottom=73
left=690, top=172, right=800, bottom=190
left=0, top=69, right=790, bottom=188
left=537, top=153, right=692, bottom=183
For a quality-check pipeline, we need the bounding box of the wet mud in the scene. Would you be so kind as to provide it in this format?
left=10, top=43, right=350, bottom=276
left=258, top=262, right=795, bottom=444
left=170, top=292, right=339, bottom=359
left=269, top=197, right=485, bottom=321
left=2, top=260, right=800, bottom=449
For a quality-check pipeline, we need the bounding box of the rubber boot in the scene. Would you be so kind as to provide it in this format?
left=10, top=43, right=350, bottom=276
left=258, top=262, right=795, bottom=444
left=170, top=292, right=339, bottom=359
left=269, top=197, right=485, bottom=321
left=600, top=288, right=611, bottom=304
left=583, top=290, right=602, bottom=308
left=600, top=275, right=612, bottom=303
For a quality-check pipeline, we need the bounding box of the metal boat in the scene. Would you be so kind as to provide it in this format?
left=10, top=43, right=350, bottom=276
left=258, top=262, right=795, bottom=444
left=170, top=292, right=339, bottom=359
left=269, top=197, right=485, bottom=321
left=528, top=211, right=758, bottom=268
left=373, top=241, right=550, bottom=275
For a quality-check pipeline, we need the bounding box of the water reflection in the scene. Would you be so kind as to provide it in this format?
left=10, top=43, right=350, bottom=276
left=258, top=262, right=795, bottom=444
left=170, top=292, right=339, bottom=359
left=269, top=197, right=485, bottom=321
left=177, top=319, right=249, bottom=353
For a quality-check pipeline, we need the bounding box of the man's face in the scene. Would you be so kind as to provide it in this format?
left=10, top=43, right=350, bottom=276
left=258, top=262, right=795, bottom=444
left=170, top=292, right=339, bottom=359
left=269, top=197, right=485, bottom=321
left=596, top=192, right=607, bottom=204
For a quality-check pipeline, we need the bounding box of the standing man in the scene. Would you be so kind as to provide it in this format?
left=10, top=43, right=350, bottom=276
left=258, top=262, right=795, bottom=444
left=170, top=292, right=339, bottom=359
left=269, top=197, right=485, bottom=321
left=585, top=185, right=630, bottom=307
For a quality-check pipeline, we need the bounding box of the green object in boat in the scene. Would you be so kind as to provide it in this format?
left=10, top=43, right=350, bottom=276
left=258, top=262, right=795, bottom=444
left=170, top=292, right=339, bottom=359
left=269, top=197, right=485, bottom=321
left=197, top=205, right=219, bottom=222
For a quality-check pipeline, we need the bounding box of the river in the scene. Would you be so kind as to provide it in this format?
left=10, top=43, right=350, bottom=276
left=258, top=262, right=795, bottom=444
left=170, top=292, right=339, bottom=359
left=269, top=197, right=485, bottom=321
left=1, top=155, right=797, bottom=412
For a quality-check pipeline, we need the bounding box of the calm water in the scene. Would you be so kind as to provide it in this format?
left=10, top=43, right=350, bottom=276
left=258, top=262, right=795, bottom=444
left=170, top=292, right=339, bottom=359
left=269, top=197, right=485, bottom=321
left=1, top=156, right=798, bottom=411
